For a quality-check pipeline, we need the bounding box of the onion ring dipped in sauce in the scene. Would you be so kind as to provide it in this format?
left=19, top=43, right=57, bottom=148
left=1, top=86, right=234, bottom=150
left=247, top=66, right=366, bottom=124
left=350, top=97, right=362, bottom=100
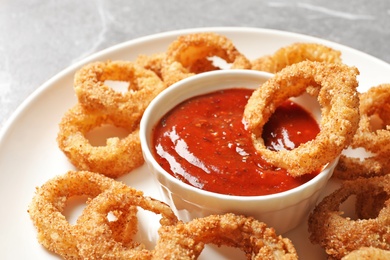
left=334, top=84, right=390, bottom=180
left=152, top=88, right=320, bottom=196
left=161, top=32, right=251, bottom=86
left=76, top=187, right=178, bottom=260
left=308, top=175, right=390, bottom=259
left=243, top=61, right=360, bottom=177
left=28, top=171, right=141, bottom=259
left=152, top=213, right=298, bottom=260
left=74, top=60, right=167, bottom=122
left=251, top=42, right=342, bottom=73
left=57, top=104, right=143, bottom=178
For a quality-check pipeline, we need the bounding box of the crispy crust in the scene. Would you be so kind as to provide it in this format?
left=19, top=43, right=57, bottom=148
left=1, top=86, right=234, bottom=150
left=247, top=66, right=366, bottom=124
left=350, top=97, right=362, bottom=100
left=342, top=247, right=390, bottom=260
left=135, top=52, right=166, bottom=79
left=333, top=155, right=390, bottom=180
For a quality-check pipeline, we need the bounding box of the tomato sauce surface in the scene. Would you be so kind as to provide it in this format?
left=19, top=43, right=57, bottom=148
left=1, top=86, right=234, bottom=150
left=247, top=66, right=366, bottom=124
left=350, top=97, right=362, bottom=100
left=152, top=88, right=320, bottom=196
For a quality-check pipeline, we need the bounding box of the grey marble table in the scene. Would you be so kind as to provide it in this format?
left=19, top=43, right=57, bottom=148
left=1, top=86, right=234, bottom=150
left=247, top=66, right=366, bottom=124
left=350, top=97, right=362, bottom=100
left=1, top=0, right=389, bottom=127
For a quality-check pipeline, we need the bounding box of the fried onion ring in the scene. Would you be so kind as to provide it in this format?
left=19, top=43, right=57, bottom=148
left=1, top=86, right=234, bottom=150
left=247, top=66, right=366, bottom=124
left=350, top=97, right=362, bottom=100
left=244, top=61, right=360, bottom=177
left=355, top=185, right=390, bottom=220
left=74, top=60, right=166, bottom=120
left=251, top=42, right=342, bottom=73
left=28, top=171, right=141, bottom=259
left=353, top=84, right=390, bottom=154
left=135, top=52, right=165, bottom=79
left=342, top=247, right=390, bottom=260
left=161, top=32, right=251, bottom=86
left=308, top=175, right=390, bottom=259
left=152, top=213, right=298, bottom=260
left=333, top=84, right=390, bottom=180
left=57, top=104, right=143, bottom=178
left=76, top=187, right=178, bottom=259
left=333, top=155, right=390, bottom=180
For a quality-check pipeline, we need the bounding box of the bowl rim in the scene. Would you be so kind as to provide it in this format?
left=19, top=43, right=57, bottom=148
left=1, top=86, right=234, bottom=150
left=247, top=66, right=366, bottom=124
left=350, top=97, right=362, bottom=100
left=140, top=69, right=336, bottom=202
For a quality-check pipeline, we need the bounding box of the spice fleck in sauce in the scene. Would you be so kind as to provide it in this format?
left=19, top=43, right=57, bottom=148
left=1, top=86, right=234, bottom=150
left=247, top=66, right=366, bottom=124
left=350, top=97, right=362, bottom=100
left=152, top=88, right=320, bottom=196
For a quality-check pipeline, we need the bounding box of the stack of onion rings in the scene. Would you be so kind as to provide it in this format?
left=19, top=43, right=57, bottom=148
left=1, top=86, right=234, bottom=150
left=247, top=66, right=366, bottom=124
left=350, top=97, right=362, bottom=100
left=29, top=171, right=296, bottom=259
left=244, top=61, right=360, bottom=177
left=251, top=42, right=342, bottom=73
left=28, top=171, right=142, bottom=259
left=333, top=84, right=390, bottom=180
left=308, top=175, right=390, bottom=259
left=153, top=213, right=298, bottom=259
left=161, top=32, right=251, bottom=86
left=58, top=60, right=167, bottom=178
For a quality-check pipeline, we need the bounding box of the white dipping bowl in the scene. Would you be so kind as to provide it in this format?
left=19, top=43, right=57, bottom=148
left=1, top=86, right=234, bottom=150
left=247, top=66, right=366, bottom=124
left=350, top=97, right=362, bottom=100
left=140, top=70, right=337, bottom=234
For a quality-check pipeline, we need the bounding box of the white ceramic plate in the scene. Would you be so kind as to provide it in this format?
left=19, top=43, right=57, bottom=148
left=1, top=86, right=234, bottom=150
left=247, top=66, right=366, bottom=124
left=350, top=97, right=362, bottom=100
left=1, top=27, right=389, bottom=259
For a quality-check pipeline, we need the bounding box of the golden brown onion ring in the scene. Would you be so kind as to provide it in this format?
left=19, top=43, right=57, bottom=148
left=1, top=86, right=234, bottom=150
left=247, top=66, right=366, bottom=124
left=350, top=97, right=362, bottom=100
left=333, top=155, right=390, bottom=180
left=308, top=175, right=390, bottom=259
left=76, top=187, right=178, bottom=259
left=28, top=171, right=141, bottom=259
left=252, top=42, right=342, bottom=73
left=161, top=32, right=251, bottom=86
left=333, top=84, right=390, bottom=180
left=353, top=84, right=390, bottom=154
left=355, top=184, right=389, bottom=220
left=152, top=213, right=298, bottom=260
left=57, top=104, right=143, bottom=178
left=135, top=52, right=166, bottom=79
left=74, top=60, right=166, bottom=121
left=342, top=247, right=390, bottom=260
left=244, top=61, right=360, bottom=177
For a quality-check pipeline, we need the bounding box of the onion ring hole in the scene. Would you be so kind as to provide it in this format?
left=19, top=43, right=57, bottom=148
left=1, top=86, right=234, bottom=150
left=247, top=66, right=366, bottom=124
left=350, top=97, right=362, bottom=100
left=104, top=80, right=130, bottom=93
left=369, top=113, right=385, bottom=132
left=206, top=56, right=232, bottom=69
left=62, top=195, right=127, bottom=226
left=338, top=195, right=358, bottom=220
left=62, top=195, right=89, bottom=225
left=85, top=124, right=130, bottom=147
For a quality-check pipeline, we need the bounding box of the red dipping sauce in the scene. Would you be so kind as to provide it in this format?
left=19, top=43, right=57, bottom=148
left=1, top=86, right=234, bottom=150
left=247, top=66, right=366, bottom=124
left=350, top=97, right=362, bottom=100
left=152, top=88, right=320, bottom=196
